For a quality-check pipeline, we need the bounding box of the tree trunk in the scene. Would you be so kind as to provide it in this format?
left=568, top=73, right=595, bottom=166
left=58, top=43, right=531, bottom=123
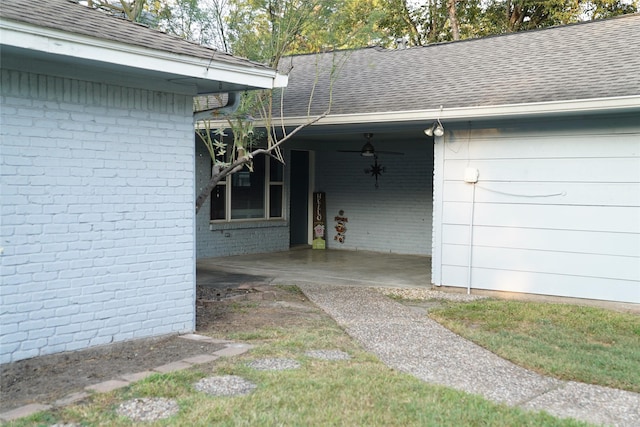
left=400, top=0, right=422, bottom=46
left=447, top=0, right=460, bottom=41
left=195, top=161, right=247, bottom=214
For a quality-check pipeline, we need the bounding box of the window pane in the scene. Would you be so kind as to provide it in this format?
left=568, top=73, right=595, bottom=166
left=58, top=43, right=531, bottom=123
left=270, top=159, right=283, bottom=182
left=231, top=159, right=265, bottom=219
left=211, top=184, right=226, bottom=220
left=269, top=185, right=283, bottom=218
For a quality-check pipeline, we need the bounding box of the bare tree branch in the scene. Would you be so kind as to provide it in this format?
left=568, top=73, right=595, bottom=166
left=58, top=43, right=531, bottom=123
left=195, top=108, right=329, bottom=214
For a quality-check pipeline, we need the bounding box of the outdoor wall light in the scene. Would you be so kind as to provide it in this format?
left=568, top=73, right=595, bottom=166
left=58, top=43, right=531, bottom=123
left=433, top=122, right=445, bottom=137
left=424, top=119, right=444, bottom=137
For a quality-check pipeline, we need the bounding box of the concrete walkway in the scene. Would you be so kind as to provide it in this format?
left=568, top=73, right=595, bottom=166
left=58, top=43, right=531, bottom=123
left=298, top=283, right=640, bottom=427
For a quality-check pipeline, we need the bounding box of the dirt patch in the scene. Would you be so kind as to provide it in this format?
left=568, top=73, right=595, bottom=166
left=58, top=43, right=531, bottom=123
left=196, top=285, right=326, bottom=334
left=0, top=335, right=225, bottom=413
left=0, top=285, right=322, bottom=414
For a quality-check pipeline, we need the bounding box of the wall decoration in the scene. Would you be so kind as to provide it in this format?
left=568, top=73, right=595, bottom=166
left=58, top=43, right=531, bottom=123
left=365, top=156, right=386, bottom=188
left=312, top=192, right=326, bottom=249
left=334, top=210, right=348, bottom=243
left=337, top=134, right=403, bottom=188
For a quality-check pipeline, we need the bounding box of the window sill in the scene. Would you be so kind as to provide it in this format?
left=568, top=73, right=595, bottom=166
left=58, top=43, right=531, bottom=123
left=209, top=219, right=287, bottom=231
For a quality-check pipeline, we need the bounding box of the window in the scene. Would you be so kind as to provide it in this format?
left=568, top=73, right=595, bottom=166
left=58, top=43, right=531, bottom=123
left=211, top=156, right=283, bottom=221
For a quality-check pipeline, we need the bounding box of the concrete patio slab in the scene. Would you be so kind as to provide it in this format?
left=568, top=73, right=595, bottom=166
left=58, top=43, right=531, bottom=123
left=214, top=343, right=255, bottom=357
left=119, top=371, right=155, bottom=383
left=182, top=354, right=220, bottom=364
left=53, top=391, right=90, bottom=407
left=85, top=379, right=130, bottom=393
left=0, top=404, right=51, bottom=422
left=153, top=361, right=192, bottom=373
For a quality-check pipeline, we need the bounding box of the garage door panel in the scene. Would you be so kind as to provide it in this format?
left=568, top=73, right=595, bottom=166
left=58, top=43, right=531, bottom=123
left=443, top=158, right=640, bottom=183
left=443, top=181, right=640, bottom=206
left=441, top=265, right=640, bottom=303
left=442, top=201, right=640, bottom=233
left=442, top=224, right=640, bottom=258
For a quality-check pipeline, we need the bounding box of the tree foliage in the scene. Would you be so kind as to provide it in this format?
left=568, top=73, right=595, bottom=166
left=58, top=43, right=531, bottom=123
left=85, top=0, right=163, bottom=23
left=89, top=1, right=640, bottom=51
left=375, top=0, right=639, bottom=45
left=155, top=0, right=231, bottom=50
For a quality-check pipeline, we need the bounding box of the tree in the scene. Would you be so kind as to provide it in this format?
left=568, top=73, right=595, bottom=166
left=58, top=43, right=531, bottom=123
left=447, top=0, right=460, bottom=40
left=86, top=0, right=159, bottom=23
left=375, top=0, right=639, bottom=45
left=155, top=0, right=231, bottom=50
left=282, top=0, right=393, bottom=52
left=193, top=0, right=351, bottom=213
left=580, top=0, right=639, bottom=19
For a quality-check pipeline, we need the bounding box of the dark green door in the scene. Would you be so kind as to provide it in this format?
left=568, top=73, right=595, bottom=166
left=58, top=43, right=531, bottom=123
left=290, top=150, right=309, bottom=246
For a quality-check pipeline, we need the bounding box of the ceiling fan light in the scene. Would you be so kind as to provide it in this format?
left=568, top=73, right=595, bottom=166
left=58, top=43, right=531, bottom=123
left=361, top=141, right=375, bottom=157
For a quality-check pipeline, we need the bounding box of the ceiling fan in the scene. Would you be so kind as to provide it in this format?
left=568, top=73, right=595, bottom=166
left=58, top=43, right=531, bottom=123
left=338, top=133, right=404, bottom=157
left=338, top=133, right=403, bottom=188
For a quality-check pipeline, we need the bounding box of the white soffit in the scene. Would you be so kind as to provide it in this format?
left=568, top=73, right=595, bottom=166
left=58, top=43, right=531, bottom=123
left=0, top=20, right=287, bottom=91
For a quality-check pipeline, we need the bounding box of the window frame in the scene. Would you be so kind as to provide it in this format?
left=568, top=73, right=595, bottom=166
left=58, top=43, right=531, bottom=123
left=210, top=155, right=284, bottom=222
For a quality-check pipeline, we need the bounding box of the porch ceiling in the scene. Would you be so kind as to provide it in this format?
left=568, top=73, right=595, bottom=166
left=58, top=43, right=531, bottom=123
left=281, top=120, right=434, bottom=153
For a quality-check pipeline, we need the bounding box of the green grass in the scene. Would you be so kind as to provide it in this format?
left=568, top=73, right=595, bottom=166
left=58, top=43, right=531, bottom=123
left=6, top=297, right=592, bottom=427
left=429, top=299, right=640, bottom=393
left=274, top=284, right=304, bottom=295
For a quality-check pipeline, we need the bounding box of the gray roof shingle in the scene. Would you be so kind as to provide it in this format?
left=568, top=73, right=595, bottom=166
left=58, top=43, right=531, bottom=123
left=0, top=0, right=270, bottom=71
left=278, top=14, right=640, bottom=117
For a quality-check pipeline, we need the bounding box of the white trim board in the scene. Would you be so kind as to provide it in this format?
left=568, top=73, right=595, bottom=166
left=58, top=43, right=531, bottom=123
left=0, top=20, right=287, bottom=91
left=269, top=96, right=640, bottom=127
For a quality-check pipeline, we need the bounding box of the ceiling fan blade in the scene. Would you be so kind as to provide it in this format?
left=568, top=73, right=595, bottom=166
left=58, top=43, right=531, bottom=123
left=337, top=134, right=404, bottom=156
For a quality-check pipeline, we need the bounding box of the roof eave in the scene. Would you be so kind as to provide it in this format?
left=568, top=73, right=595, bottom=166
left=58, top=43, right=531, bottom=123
left=276, top=95, right=640, bottom=127
left=0, top=19, right=287, bottom=93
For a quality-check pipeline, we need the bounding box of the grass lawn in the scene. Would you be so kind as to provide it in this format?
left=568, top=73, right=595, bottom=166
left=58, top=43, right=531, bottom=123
left=7, top=289, right=592, bottom=427
left=429, top=299, right=640, bottom=393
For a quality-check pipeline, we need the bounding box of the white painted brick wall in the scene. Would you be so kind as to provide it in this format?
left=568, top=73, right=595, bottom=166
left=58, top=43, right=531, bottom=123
left=0, top=69, right=196, bottom=363
left=315, top=148, right=433, bottom=255
left=194, top=141, right=289, bottom=258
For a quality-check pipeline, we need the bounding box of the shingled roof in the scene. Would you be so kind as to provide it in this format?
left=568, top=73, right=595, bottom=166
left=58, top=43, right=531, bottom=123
left=0, top=0, right=269, bottom=72
left=279, top=13, right=640, bottom=118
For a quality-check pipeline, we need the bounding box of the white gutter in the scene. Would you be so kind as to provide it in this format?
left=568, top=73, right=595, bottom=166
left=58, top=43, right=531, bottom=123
left=267, top=95, right=640, bottom=127
left=0, top=20, right=288, bottom=90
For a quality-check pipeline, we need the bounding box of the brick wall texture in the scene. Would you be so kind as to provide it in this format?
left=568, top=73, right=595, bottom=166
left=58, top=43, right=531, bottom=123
left=316, top=149, right=433, bottom=255
left=0, top=69, right=196, bottom=363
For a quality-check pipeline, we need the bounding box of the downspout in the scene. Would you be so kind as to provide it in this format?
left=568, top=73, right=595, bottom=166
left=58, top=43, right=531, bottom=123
left=464, top=167, right=479, bottom=294
left=193, top=91, right=241, bottom=122
left=467, top=182, right=476, bottom=294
